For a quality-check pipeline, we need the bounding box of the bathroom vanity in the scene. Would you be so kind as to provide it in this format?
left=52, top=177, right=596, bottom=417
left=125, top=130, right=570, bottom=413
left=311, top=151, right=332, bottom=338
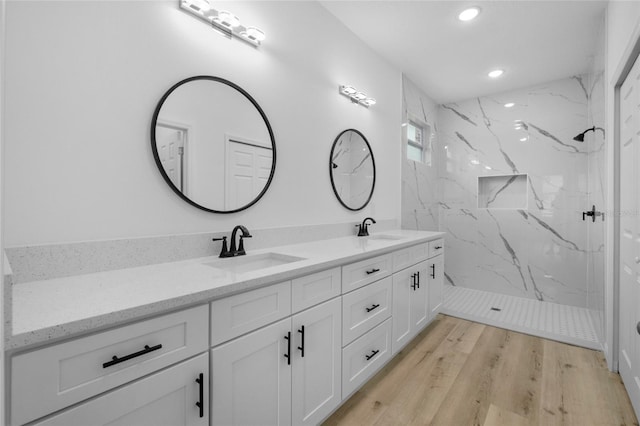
left=6, top=230, right=444, bottom=425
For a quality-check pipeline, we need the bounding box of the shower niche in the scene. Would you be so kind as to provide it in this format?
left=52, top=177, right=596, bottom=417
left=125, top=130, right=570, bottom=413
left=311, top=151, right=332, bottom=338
left=477, top=173, right=528, bottom=209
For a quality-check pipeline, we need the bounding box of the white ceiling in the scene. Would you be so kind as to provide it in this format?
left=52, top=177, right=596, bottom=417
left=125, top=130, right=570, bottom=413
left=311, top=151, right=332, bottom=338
left=320, top=1, right=607, bottom=104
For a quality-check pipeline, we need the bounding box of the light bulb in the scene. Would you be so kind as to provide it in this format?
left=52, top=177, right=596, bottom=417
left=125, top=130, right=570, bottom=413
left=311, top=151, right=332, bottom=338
left=184, top=0, right=210, bottom=14
left=458, top=7, right=480, bottom=21
left=362, top=98, right=376, bottom=106
left=244, top=27, right=265, bottom=42
left=341, top=85, right=357, bottom=95
left=216, top=10, right=240, bottom=28
left=354, top=92, right=367, bottom=100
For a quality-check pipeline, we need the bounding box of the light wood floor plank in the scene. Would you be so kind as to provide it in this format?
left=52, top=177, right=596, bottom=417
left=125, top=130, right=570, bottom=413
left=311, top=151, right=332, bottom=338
left=324, top=314, right=638, bottom=426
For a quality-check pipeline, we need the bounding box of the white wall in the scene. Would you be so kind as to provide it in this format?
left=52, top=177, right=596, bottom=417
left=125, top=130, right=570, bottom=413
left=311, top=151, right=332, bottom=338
left=0, top=0, right=4, bottom=417
left=3, top=1, right=402, bottom=247
left=605, top=1, right=640, bottom=369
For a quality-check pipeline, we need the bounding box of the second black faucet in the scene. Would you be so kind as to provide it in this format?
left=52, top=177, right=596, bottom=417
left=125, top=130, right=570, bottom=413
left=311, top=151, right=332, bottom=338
left=212, top=225, right=252, bottom=258
left=356, top=217, right=376, bottom=237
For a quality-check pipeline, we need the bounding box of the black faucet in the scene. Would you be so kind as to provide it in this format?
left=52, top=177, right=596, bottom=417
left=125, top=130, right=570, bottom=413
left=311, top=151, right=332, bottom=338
left=355, top=217, right=376, bottom=237
left=212, top=225, right=252, bottom=258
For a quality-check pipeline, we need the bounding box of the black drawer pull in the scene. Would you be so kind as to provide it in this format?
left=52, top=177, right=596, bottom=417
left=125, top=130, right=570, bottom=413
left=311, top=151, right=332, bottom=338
left=102, top=344, right=162, bottom=368
left=411, top=273, right=418, bottom=291
left=430, top=264, right=436, bottom=279
left=297, top=325, right=305, bottom=357
left=366, top=268, right=381, bottom=275
left=416, top=271, right=420, bottom=288
left=434, top=246, right=442, bottom=250
left=366, top=304, right=380, bottom=313
left=365, top=349, right=379, bottom=361
left=195, top=373, right=204, bottom=418
left=284, top=332, right=291, bottom=365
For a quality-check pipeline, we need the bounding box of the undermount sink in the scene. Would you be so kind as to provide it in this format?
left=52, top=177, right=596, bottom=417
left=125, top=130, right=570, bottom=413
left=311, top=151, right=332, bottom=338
left=367, top=234, right=405, bottom=241
left=203, top=252, right=306, bottom=274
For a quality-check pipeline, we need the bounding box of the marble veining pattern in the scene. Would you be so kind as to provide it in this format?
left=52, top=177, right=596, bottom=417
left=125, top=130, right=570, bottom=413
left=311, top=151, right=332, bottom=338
left=438, top=76, right=593, bottom=308
left=401, top=75, right=440, bottom=231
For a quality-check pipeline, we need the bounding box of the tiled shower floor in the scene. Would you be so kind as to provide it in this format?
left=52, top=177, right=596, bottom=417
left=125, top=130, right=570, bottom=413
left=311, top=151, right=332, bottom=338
left=441, top=285, right=601, bottom=350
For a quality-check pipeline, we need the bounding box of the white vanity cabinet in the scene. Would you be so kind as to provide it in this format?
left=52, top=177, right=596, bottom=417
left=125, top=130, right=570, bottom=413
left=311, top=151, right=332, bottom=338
left=11, top=305, right=209, bottom=426
left=33, top=353, right=209, bottom=426
left=391, top=260, right=429, bottom=354
left=428, top=254, right=444, bottom=320
left=211, top=294, right=342, bottom=426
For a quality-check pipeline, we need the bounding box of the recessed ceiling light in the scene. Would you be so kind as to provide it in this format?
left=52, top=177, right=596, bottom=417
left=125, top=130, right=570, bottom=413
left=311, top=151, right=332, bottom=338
left=488, top=69, right=504, bottom=78
left=520, top=137, right=528, bottom=142
left=458, top=7, right=480, bottom=21
left=485, top=165, right=492, bottom=170
left=504, top=102, right=515, bottom=108
left=470, top=159, right=480, bottom=165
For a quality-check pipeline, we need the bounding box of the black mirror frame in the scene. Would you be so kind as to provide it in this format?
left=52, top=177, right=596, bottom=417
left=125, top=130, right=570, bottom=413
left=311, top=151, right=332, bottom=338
left=150, top=75, right=276, bottom=214
left=329, top=128, right=376, bottom=211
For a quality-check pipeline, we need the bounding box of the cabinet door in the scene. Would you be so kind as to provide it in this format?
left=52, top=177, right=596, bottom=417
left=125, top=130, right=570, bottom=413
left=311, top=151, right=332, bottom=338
left=410, top=260, right=429, bottom=333
left=392, top=266, right=414, bottom=354
left=211, top=318, right=292, bottom=426
left=292, top=297, right=342, bottom=425
left=34, top=354, right=208, bottom=426
left=428, top=255, right=444, bottom=320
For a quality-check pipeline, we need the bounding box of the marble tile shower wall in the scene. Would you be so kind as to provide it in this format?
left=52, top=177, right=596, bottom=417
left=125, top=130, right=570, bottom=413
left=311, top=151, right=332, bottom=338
left=401, top=75, right=440, bottom=231
left=438, top=76, right=593, bottom=308
left=586, top=17, right=606, bottom=340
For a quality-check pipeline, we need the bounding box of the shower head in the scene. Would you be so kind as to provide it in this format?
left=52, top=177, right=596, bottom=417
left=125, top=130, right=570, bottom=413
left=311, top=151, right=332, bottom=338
left=573, top=126, right=605, bottom=142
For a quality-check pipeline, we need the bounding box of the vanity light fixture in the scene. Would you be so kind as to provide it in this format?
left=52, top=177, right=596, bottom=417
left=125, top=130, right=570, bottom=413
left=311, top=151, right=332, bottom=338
left=180, top=0, right=266, bottom=47
left=504, top=102, right=515, bottom=108
left=488, top=69, right=504, bottom=78
left=339, top=85, right=376, bottom=108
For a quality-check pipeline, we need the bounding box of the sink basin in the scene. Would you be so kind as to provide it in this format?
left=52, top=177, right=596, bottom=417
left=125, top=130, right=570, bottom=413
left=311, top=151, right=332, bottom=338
left=367, top=234, right=405, bottom=241
left=203, top=252, right=306, bottom=274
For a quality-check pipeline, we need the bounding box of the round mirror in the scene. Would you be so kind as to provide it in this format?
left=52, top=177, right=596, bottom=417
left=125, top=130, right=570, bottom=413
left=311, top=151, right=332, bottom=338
left=151, top=76, right=276, bottom=213
left=329, top=129, right=376, bottom=211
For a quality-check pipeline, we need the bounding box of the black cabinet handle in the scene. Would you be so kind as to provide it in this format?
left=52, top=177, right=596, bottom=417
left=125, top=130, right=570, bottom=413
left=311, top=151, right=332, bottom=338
left=366, top=303, right=380, bottom=313
left=102, top=344, right=162, bottom=368
left=297, top=325, right=305, bottom=357
left=411, top=273, right=417, bottom=291
left=434, top=246, right=442, bottom=250
left=284, top=332, right=291, bottom=365
left=431, top=264, right=436, bottom=279
left=416, top=271, right=420, bottom=288
left=366, top=268, right=380, bottom=275
left=195, top=373, right=204, bottom=418
left=365, top=349, right=379, bottom=361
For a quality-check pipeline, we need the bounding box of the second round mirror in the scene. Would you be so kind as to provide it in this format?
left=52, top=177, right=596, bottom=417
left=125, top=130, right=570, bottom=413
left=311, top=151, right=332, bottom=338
left=329, top=129, right=376, bottom=211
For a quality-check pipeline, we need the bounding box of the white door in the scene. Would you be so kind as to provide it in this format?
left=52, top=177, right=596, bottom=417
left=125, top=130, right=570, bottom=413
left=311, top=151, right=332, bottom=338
left=410, top=260, right=429, bottom=333
left=225, top=139, right=273, bottom=210
left=211, top=318, right=292, bottom=426
left=156, top=123, right=187, bottom=192
left=428, top=256, right=444, bottom=320
left=34, top=354, right=208, bottom=426
left=619, top=52, right=640, bottom=417
left=291, top=298, right=342, bottom=425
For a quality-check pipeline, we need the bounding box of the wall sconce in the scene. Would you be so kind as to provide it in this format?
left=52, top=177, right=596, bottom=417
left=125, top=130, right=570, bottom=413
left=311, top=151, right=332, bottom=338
left=339, top=85, right=376, bottom=108
left=180, top=0, right=266, bottom=47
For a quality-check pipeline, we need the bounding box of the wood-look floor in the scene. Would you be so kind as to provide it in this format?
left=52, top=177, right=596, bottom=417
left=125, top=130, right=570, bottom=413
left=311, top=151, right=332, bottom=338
left=324, top=315, right=638, bottom=426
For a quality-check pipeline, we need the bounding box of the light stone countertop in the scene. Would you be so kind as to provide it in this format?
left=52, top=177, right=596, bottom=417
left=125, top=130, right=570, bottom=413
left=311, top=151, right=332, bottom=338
left=8, top=230, right=444, bottom=351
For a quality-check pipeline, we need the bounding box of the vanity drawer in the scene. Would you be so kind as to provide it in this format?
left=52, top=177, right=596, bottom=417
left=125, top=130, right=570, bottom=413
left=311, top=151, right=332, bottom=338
left=428, top=239, right=444, bottom=258
left=211, top=281, right=291, bottom=346
left=342, top=318, right=392, bottom=398
left=342, top=253, right=392, bottom=293
left=11, top=305, right=209, bottom=426
left=392, top=243, right=429, bottom=272
left=291, top=267, right=341, bottom=313
left=342, top=276, right=392, bottom=345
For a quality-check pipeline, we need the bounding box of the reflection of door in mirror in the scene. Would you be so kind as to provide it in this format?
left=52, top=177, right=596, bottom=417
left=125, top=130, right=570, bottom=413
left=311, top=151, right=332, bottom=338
left=225, top=135, right=273, bottom=210
left=156, top=120, right=189, bottom=193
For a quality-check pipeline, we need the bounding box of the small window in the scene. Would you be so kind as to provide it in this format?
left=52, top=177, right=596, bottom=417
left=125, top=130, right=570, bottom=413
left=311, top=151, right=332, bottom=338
left=406, top=120, right=431, bottom=165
